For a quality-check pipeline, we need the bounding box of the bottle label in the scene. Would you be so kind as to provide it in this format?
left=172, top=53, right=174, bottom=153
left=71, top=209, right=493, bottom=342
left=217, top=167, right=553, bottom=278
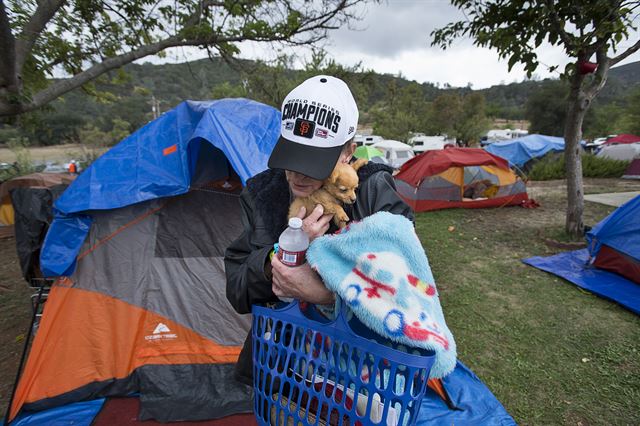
left=278, top=249, right=307, bottom=267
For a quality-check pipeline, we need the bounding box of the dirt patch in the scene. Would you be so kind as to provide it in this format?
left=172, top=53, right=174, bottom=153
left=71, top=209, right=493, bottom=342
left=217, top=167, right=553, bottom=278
left=0, top=235, right=33, bottom=417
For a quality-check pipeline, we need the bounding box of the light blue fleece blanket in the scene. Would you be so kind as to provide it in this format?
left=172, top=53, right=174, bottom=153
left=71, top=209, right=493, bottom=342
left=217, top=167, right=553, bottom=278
left=306, top=211, right=456, bottom=379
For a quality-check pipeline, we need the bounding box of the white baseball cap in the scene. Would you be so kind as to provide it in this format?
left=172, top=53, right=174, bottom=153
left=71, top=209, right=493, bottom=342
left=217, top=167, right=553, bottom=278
left=268, top=75, right=359, bottom=180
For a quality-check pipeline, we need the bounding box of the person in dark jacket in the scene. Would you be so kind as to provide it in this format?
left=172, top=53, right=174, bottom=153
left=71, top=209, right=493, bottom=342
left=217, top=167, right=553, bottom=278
left=224, top=75, right=413, bottom=385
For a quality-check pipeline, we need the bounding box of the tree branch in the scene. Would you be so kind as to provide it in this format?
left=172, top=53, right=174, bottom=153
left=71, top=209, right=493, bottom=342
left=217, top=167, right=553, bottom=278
left=584, top=45, right=611, bottom=99
left=0, top=0, right=366, bottom=116
left=610, top=38, right=640, bottom=66
left=2, top=29, right=286, bottom=115
left=0, top=0, right=18, bottom=92
left=544, top=0, right=576, bottom=51
left=29, top=36, right=202, bottom=112
left=15, top=0, right=66, bottom=71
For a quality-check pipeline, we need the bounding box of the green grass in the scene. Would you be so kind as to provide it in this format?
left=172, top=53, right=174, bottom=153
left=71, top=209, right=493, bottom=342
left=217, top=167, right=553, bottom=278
left=414, top=207, right=640, bottom=425
left=529, top=153, right=631, bottom=180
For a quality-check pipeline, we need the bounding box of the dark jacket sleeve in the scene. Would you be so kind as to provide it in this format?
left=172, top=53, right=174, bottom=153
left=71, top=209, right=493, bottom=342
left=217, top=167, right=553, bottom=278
left=224, top=189, right=279, bottom=314
left=352, top=171, right=414, bottom=222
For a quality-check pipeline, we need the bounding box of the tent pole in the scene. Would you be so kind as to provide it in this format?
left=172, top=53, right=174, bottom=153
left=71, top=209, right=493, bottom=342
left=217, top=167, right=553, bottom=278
left=3, top=283, right=45, bottom=425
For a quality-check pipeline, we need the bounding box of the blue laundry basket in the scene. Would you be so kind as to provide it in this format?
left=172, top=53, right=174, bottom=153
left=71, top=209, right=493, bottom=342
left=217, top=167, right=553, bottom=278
left=252, top=300, right=435, bottom=426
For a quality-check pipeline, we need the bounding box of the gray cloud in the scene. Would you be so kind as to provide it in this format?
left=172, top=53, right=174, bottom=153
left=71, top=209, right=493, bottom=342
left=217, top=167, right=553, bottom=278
left=148, top=1, right=639, bottom=89
left=328, top=1, right=468, bottom=59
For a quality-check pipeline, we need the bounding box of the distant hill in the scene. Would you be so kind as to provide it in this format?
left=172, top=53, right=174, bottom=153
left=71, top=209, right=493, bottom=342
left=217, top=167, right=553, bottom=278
left=123, top=57, right=639, bottom=114
left=42, top=57, right=443, bottom=140
left=477, top=60, right=640, bottom=119
left=608, top=61, right=640, bottom=86
left=3, top=58, right=639, bottom=146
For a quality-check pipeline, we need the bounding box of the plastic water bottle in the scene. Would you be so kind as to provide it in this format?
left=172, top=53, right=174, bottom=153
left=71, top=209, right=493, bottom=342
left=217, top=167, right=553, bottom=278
left=278, top=217, right=309, bottom=267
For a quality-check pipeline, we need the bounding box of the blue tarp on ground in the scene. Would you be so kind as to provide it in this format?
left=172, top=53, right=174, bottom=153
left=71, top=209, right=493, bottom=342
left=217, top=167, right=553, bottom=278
left=586, top=194, right=640, bottom=261
left=7, top=362, right=514, bottom=426
left=7, top=398, right=106, bottom=426
left=40, top=99, right=281, bottom=277
left=485, top=134, right=565, bottom=167
left=523, top=249, right=640, bottom=315
left=418, top=361, right=515, bottom=425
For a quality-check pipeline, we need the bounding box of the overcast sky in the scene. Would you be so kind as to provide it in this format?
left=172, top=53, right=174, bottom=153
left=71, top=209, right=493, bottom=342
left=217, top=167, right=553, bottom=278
left=150, top=0, right=640, bottom=89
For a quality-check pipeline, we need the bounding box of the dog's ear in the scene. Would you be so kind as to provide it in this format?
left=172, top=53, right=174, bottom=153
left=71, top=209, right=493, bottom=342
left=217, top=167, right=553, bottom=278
left=327, top=168, right=340, bottom=184
left=351, top=158, right=368, bottom=171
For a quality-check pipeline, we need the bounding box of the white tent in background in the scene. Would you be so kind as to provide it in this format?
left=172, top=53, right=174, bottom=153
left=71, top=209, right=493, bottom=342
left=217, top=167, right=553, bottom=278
left=372, top=139, right=415, bottom=168
left=596, top=143, right=640, bottom=161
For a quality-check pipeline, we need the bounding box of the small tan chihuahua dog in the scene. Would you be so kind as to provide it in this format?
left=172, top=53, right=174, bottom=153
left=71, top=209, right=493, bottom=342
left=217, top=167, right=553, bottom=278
left=288, top=159, right=368, bottom=229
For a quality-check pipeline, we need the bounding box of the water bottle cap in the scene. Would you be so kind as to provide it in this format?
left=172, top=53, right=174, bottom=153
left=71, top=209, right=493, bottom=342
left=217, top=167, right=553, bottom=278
left=288, top=217, right=303, bottom=229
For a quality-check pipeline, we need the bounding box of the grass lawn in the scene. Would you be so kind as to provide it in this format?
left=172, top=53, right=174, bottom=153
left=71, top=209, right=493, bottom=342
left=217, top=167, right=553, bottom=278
left=415, top=183, right=640, bottom=425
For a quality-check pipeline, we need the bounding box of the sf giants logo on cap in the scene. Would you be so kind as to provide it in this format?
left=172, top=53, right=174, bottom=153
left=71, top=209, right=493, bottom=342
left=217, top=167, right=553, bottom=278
left=293, top=118, right=315, bottom=139
left=283, top=100, right=341, bottom=133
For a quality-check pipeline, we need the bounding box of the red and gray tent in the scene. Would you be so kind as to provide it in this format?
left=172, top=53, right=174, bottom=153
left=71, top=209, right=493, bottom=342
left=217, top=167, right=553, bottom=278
left=394, top=148, right=528, bottom=212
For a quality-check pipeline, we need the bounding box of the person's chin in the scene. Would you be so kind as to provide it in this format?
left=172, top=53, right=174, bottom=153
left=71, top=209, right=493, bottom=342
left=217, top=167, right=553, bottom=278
left=292, top=189, right=313, bottom=198
left=290, top=184, right=315, bottom=197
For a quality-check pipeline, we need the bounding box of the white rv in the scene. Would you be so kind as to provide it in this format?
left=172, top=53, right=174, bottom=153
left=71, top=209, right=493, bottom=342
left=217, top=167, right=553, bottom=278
left=485, top=129, right=528, bottom=143
left=409, top=134, right=455, bottom=154
left=354, top=134, right=384, bottom=147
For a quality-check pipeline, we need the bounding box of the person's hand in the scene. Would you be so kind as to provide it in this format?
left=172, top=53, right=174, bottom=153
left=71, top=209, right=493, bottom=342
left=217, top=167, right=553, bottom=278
left=271, top=255, right=335, bottom=305
left=295, top=204, right=333, bottom=242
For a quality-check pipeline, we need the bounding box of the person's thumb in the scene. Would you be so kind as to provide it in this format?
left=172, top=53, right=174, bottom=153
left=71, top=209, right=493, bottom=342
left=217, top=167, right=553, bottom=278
left=296, top=206, right=306, bottom=219
left=309, top=204, right=324, bottom=220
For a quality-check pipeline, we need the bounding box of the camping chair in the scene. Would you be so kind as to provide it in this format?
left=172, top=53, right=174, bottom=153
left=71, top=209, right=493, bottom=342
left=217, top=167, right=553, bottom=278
left=4, top=277, right=54, bottom=425
left=28, top=277, right=54, bottom=332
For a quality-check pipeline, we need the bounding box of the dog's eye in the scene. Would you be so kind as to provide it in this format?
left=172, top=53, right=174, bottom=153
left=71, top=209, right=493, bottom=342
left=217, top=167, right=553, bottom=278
left=340, top=187, right=347, bottom=192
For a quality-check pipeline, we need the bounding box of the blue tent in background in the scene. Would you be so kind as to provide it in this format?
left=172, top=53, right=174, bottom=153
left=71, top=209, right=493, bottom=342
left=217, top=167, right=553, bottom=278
left=40, top=99, right=281, bottom=277
left=485, top=134, right=566, bottom=167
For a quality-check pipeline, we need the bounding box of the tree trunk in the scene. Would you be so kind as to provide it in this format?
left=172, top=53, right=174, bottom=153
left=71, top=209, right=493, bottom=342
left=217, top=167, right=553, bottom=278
left=564, top=75, right=588, bottom=237
left=0, top=1, right=19, bottom=99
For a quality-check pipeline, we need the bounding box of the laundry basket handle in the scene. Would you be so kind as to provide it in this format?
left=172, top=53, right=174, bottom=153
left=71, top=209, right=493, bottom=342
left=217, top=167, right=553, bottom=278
left=257, top=299, right=434, bottom=366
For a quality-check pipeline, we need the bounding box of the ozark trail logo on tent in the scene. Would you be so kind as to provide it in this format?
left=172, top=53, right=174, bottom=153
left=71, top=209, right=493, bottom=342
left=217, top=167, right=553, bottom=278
left=153, top=323, right=171, bottom=334
left=145, top=322, right=177, bottom=341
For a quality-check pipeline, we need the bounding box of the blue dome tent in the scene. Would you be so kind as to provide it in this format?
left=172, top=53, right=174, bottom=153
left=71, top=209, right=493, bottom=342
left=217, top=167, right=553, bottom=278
left=586, top=194, right=640, bottom=284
